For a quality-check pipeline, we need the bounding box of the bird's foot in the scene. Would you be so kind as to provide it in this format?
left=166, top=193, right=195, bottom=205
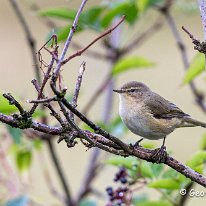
left=151, top=146, right=167, bottom=163
left=129, top=138, right=143, bottom=149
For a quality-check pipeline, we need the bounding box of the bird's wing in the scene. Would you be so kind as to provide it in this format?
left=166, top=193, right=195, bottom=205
left=144, top=92, right=189, bottom=119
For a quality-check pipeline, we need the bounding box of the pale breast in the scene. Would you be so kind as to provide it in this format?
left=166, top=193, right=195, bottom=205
left=119, top=96, right=181, bottom=140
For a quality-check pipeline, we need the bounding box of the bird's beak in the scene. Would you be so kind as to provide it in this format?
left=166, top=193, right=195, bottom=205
left=113, top=89, right=124, bottom=93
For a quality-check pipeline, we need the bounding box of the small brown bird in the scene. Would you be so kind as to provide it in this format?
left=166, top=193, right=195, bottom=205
left=113, top=81, right=206, bottom=160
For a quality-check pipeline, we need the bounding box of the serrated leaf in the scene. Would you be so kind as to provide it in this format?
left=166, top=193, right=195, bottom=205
left=148, top=178, right=180, bottom=189
left=0, top=95, right=18, bottom=114
left=183, top=53, right=205, bottom=84
left=137, top=200, right=173, bottom=206
left=112, top=56, right=154, bottom=76
left=106, top=156, right=138, bottom=170
left=7, top=126, right=22, bottom=144
left=101, top=2, right=138, bottom=28
left=186, top=150, right=206, bottom=169
left=39, top=8, right=76, bottom=20
left=5, top=195, right=29, bottom=206
left=16, top=150, right=32, bottom=172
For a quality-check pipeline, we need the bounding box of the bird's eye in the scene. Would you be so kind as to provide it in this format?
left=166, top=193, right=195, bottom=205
left=130, top=89, right=135, bottom=93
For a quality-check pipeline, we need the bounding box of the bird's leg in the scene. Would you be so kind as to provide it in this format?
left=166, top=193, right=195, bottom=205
left=151, top=137, right=167, bottom=163
left=130, top=138, right=143, bottom=148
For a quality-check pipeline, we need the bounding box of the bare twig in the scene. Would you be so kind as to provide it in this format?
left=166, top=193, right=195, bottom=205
left=62, top=15, right=126, bottom=64
left=29, top=96, right=57, bottom=104
left=163, top=11, right=206, bottom=113
left=52, top=0, right=88, bottom=82
left=72, top=62, right=86, bottom=107
left=30, top=57, right=56, bottom=115
left=3, top=93, right=25, bottom=115
left=70, top=62, right=86, bottom=120
left=71, top=42, right=109, bottom=60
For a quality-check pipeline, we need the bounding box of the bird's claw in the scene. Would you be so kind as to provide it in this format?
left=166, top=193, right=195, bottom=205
left=151, top=146, right=167, bottom=163
left=129, top=138, right=143, bottom=149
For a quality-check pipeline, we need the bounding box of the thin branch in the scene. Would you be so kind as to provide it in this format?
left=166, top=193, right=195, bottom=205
left=46, top=138, right=73, bottom=206
left=62, top=15, right=126, bottom=65
left=70, top=62, right=86, bottom=120
left=72, top=62, right=86, bottom=107
left=30, top=57, right=56, bottom=115
left=28, top=96, right=57, bottom=104
left=71, top=42, right=109, bottom=60
left=52, top=0, right=88, bottom=82
left=162, top=11, right=206, bottom=113
left=3, top=93, right=25, bottom=115
left=0, top=113, right=62, bottom=135
left=9, top=0, right=41, bottom=84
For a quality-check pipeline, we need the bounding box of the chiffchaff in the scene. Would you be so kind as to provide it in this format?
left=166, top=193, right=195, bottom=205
left=113, top=81, right=206, bottom=161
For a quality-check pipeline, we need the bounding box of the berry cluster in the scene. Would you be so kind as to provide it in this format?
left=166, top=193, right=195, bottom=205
left=106, top=186, right=129, bottom=206
left=114, top=167, right=128, bottom=184
left=105, top=167, right=131, bottom=206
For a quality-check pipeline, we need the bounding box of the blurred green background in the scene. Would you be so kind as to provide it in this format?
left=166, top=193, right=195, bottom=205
left=1, top=0, right=206, bottom=205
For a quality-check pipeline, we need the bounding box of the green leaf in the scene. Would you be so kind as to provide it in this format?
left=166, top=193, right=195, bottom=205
left=16, top=150, right=32, bottom=172
left=148, top=178, right=180, bottom=189
left=7, top=126, right=22, bottom=144
left=136, top=0, right=151, bottom=12
left=186, top=150, right=206, bottom=169
left=112, top=56, right=154, bottom=76
left=150, top=163, right=164, bottom=177
left=183, top=53, right=205, bottom=84
left=0, top=95, right=18, bottom=114
left=40, top=6, right=104, bottom=33
left=80, top=6, right=105, bottom=31
left=55, top=26, right=71, bottom=42
left=140, top=161, right=153, bottom=178
left=101, top=2, right=138, bottom=28
left=162, top=168, right=178, bottom=179
left=39, top=8, right=76, bottom=20
left=137, top=200, right=173, bottom=206
left=106, top=156, right=138, bottom=170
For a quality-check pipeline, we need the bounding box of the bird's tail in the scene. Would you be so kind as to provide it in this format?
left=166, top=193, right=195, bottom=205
left=183, top=117, right=206, bottom=128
